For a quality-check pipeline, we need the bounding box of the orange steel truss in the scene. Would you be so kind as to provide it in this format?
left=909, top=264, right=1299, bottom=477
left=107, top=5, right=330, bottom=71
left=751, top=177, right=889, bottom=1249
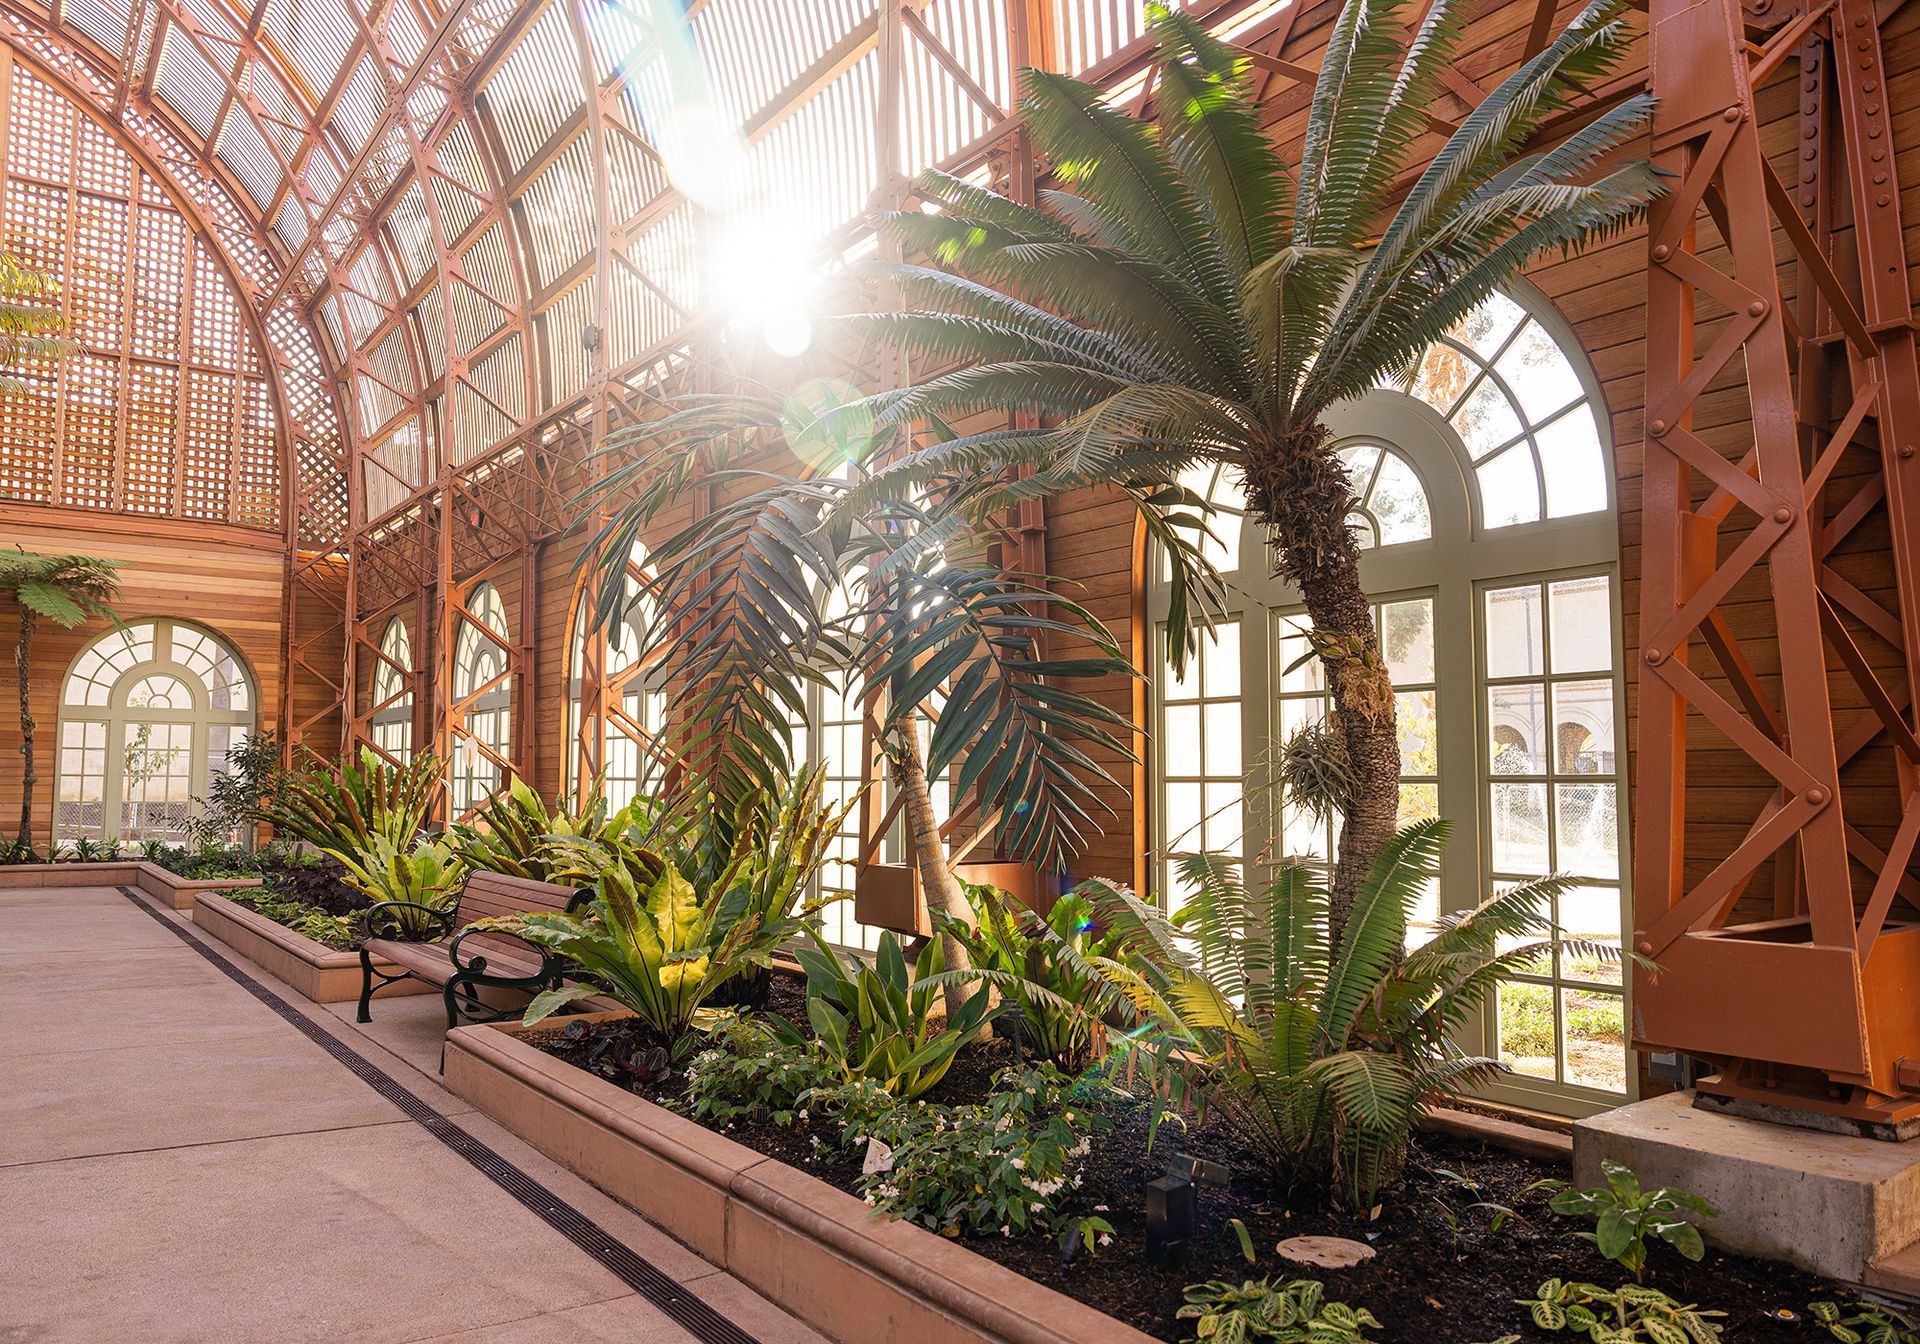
left=1636, top=0, right=1920, bottom=1125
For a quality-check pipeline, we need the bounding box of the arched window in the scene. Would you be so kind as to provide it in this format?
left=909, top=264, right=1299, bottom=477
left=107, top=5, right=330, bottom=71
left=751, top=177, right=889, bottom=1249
left=565, top=543, right=669, bottom=809
left=55, top=619, right=255, bottom=844
left=1150, top=287, right=1628, bottom=1116
left=371, top=618, right=413, bottom=763
left=452, top=582, right=512, bottom=815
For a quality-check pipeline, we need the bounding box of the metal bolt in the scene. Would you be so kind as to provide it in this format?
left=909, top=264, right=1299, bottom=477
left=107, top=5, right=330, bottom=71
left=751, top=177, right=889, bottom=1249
left=1807, top=786, right=1828, bottom=806
left=1637, top=940, right=1654, bottom=955
left=1649, top=418, right=1668, bottom=435
left=1724, top=106, right=1742, bottom=122
left=1901, top=443, right=1915, bottom=459
left=1749, top=299, right=1769, bottom=317
left=1652, top=244, right=1672, bottom=261
left=1646, top=648, right=1663, bottom=664
left=1774, top=506, right=1793, bottom=523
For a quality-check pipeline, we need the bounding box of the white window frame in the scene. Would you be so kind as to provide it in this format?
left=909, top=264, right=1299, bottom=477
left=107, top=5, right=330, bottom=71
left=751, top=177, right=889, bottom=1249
left=54, top=618, right=257, bottom=845
left=1147, top=286, right=1634, bottom=1117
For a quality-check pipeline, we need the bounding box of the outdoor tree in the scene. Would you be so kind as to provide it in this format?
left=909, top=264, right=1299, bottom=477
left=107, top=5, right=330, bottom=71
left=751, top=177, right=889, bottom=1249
left=0, top=249, right=65, bottom=395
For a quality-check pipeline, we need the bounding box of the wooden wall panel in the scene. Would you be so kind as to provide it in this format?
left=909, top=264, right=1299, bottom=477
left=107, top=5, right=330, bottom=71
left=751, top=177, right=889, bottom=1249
left=0, top=508, right=290, bottom=849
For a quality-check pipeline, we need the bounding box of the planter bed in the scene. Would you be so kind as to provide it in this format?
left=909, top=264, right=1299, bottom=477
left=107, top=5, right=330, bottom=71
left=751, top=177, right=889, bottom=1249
left=447, top=1012, right=1835, bottom=1344
left=193, top=891, right=432, bottom=1005
left=0, top=860, right=261, bottom=910
left=446, top=1013, right=1151, bottom=1344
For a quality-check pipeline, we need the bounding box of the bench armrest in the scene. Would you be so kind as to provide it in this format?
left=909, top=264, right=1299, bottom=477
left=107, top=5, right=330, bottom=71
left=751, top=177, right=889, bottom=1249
left=447, top=923, right=554, bottom=980
left=363, top=900, right=456, bottom=941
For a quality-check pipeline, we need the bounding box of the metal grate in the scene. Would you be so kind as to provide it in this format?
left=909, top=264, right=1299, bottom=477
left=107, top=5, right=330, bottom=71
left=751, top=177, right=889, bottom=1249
left=117, top=888, right=765, bottom=1344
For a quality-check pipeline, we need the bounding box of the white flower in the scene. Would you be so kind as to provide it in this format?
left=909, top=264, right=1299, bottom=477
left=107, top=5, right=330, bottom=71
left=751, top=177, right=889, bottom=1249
left=1010, top=1157, right=1026, bottom=1170
left=1098, top=1233, right=1112, bottom=1247
left=1094, top=1204, right=1109, bottom=1212
left=1000, top=1225, right=1011, bottom=1237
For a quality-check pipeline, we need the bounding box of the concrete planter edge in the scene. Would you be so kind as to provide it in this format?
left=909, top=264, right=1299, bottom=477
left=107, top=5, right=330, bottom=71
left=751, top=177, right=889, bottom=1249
left=444, top=1015, right=1160, bottom=1344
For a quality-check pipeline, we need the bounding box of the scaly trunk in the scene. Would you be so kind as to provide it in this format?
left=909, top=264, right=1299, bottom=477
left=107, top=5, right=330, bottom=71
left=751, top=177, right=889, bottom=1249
left=15, top=607, right=35, bottom=852
left=891, top=714, right=976, bottom=1019
left=1246, top=423, right=1400, bottom=944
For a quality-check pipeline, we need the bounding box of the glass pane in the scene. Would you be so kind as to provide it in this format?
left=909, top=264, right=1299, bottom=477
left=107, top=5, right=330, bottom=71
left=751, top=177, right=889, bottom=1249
left=1369, top=452, right=1431, bottom=544
left=1484, top=584, right=1545, bottom=678
left=1203, top=703, right=1241, bottom=777
left=1498, top=981, right=1557, bottom=1080
left=1492, top=880, right=1552, bottom=964
left=1538, top=406, right=1607, bottom=519
left=1162, top=627, right=1200, bottom=697
left=1491, top=782, right=1550, bottom=874
left=1380, top=598, right=1435, bottom=684
left=1549, top=576, right=1614, bottom=673
left=1494, top=320, right=1586, bottom=422
left=1489, top=684, right=1548, bottom=775
left=1207, top=622, right=1242, bottom=698
left=1561, top=988, right=1626, bottom=1092
left=1340, top=442, right=1381, bottom=486
left=1553, top=679, right=1616, bottom=773
left=1278, top=625, right=1323, bottom=694
left=1559, top=885, right=1624, bottom=985
left=1452, top=376, right=1524, bottom=461
left=1409, top=341, right=1475, bottom=413
left=1164, top=782, right=1203, bottom=853
left=1404, top=875, right=1441, bottom=949
left=1163, top=704, right=1201, bottom=775
left=1458, top=291, right=1528, bottom=355
left=1396, top=689, right=1438, bottom=776
left=1477, top=444, right=1542, bottom=526
left=1398, top=781, right=1439, bottom=825
left=1279, top=814, right=1329, bottom=862
left=1203, top=782, right=1244, bottom=854
left=1555, top=783, right=1620, bottom=879
left=1279, top=696, right=1325, bottom=741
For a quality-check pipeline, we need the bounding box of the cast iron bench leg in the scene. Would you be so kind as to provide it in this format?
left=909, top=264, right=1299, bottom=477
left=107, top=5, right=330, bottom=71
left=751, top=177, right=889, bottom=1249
left=357, top=946, right=378, bottom=1024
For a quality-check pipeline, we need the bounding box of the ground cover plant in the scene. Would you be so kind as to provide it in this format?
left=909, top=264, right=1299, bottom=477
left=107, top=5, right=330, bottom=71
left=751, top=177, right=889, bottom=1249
left=223, top=885, right=358, bottom=950
left=534, top=981, right=1831, bottom=1343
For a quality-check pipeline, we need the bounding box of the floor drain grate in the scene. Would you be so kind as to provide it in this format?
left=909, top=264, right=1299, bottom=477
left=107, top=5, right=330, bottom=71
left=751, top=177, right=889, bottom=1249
left=118, top=888, right=765, bottom=1344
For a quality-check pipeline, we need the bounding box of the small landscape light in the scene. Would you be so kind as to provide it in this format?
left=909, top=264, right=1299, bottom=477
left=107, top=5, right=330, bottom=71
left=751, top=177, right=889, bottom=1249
left=1145, top=1173, right=1197, bottom=1261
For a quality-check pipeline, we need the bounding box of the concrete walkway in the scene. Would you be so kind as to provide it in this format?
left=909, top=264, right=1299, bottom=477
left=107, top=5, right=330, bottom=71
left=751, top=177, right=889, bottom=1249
left=0, top=884, right=827, bottom=1344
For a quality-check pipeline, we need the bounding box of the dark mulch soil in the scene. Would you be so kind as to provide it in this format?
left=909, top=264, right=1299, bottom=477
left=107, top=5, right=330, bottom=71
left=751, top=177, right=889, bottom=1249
left=531, top=985, right=1838, bottom=1344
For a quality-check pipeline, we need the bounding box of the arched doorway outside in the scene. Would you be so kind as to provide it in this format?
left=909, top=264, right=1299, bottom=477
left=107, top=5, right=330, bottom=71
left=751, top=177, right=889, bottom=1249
left=54, top=618, right=256, bottom=845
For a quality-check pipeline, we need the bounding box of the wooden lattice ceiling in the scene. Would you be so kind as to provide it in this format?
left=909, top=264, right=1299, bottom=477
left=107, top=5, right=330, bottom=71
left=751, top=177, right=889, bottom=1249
left=0, top=0, right=1288, bottom=548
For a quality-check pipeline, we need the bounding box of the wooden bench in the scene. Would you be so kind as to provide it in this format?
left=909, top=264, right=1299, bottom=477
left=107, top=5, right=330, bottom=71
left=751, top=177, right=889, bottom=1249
left=356, top=870, right=591, bottom=1032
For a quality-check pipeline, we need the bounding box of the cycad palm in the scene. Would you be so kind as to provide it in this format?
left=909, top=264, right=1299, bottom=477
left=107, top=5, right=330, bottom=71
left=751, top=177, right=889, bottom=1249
left=1071, top=819, right=1596, bottom=1208
left=841, top=0, right=1660, bottom=927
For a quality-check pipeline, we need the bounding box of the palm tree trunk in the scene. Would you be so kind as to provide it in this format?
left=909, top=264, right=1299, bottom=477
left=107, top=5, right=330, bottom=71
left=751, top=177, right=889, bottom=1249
left=890, top=713, right=976, bottom=1018
left=1249, top=425, right=1399, bottom=943
left=15, top=607, right=35, bottom=851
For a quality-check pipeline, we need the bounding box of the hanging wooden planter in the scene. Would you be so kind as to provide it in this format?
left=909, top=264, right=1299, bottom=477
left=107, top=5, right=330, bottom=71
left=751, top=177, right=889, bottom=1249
left=852, top=858, right=1045, bottom=937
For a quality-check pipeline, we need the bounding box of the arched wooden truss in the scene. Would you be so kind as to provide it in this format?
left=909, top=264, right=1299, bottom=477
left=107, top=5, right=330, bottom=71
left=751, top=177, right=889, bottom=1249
left=6, top=0, right=1920, bottom=1114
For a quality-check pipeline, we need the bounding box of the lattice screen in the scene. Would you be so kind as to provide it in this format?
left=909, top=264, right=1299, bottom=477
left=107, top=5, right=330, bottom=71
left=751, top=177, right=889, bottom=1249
left=0, top=66, right=282, bottom=531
